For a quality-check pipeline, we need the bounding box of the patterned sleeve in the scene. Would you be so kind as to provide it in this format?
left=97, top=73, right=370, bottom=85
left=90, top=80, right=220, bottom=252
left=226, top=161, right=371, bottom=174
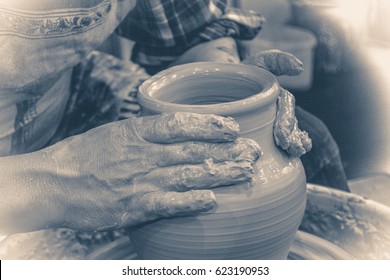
left=115, top=0, right=264, bottom=70
left=0, top=0, right=134, bottom=89
left=0, top=0, right=135, bottom=155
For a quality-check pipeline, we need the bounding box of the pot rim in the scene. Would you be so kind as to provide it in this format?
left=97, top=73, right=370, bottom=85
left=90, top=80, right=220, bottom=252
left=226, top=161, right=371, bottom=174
left=138, top=62, right=280, bottom=115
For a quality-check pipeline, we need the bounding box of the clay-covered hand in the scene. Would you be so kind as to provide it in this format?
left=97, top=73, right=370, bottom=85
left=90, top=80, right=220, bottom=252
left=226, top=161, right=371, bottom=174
left=241, top=49, right=311, bottom=157
left=46, top=112, right=261, bottom=232
left=241, top=49, right=304, bottom=76
left=273, top=88, right=312, bottom=157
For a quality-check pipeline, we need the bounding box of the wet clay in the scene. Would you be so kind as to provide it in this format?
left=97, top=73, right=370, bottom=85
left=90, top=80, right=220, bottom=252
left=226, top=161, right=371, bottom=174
left=135, top=112, right=240, bottom=143
left=300, top=185, right=390, bottom=259
left=274, top=88, right=312, bottom=157
left=242, top=49, right=304, bottom=76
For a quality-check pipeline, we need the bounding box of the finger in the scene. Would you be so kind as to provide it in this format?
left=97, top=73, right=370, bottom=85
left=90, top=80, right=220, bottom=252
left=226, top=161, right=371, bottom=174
left=278, top=88, right=296, bottom=111
left=274, top=89, right=296, bottom=149
left=273, top=118, right=293, bottom=150
left=273, top=88, right=312, bottom=157
left=148, top=138, right=261, bottom=167
left=134, top=112, right=240, bottom=143
left=144, top=190, right=216, bottom=218
left=286, top=129, right=312, bottom=157
left=141, top=160, right=255, bottom=191
left=300, top=130, right=313, bottom=153
left=276, top=89, right=296, bottom=125
left=285, top=130, right=306, bottom=157
left=122, top=190, right=216, bottom=225
left=242, top=49, right=304, bottom=76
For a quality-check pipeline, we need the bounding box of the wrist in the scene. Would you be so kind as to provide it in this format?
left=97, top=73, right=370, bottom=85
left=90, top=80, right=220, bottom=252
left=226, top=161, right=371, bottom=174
left=0, top=149, right=66, bottom=234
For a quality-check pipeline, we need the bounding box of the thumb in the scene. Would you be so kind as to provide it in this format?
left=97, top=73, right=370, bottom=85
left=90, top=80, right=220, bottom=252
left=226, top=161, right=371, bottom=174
left=242, top=49, right=304, bottom=76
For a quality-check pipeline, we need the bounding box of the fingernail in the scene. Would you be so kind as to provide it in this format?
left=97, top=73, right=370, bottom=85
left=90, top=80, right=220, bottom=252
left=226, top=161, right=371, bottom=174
left=295, top=57, right=304, bottom=67
left=211, top=115, right=240, bottom=140
left=192, top=190, right=216, bottom=210
left=204, top=159, right=255, bottom=183
left=225, top=160, right=255, bottom=179
left=232, top=138, right=262, bottom=161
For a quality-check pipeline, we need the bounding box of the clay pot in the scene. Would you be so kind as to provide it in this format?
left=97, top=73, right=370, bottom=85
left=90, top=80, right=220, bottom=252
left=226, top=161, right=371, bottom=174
left=130, top=62, right=307, bottom=259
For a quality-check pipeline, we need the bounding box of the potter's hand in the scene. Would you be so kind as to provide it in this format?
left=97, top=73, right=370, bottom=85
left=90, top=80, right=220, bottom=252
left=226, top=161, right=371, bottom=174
left=241, top=49, right=311, bottom=157
left=43, top=112, right=261, bottom=232
left=241, top=49, right=304, bottom=76
left=273, top=89, right=312, bottom=157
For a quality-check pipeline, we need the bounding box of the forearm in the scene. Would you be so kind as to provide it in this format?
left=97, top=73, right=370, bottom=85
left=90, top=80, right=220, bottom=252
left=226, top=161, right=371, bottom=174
left=0, top=151, right=65, bottom=235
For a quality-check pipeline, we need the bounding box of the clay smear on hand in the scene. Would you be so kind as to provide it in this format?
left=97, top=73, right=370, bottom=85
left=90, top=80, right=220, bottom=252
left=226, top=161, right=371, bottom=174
left=242, top=49, right=304, bottom=76
left=273, top=89, right=312, bottom=157
left=135, top=112, right=240, bottom=143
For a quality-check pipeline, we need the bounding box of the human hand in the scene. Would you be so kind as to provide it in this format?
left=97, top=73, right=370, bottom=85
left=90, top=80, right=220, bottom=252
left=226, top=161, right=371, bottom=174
left=241, top=49, right=304, bottom=76
left=241, top=49, right=311, bottom=157
left=46, top=112, right=261, bottom=232
left=273, top=88, right=312, bottom=157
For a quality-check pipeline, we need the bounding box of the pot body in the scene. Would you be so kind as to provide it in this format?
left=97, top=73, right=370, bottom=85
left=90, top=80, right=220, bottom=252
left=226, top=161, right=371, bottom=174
left=130, top=62, right=306, bottom=259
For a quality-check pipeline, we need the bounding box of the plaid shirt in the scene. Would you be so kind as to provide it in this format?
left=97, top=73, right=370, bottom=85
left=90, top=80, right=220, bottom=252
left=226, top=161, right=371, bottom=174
left=116, top=0, right=264, bottom=69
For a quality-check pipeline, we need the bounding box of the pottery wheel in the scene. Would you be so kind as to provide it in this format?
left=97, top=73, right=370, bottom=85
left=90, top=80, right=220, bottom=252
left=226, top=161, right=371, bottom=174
left=86, top=230, right=355, bottom=260
left=1, top=184, right=390, bottom=260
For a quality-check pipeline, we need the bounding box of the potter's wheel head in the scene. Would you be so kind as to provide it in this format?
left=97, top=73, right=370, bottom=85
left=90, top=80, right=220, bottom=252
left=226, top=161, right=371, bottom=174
left=300, top=184, right=390, bottom=259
